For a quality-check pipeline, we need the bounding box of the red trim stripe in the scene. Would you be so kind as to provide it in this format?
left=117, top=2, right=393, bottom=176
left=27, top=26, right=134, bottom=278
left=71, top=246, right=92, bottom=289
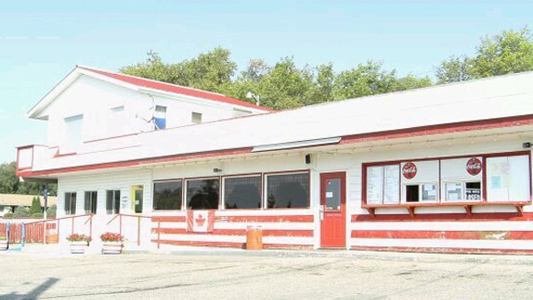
left=351, top=230, right=533, bottom=240
left=151, top=216, right=187, bottom=223
left=154, top=239, right=313, bottom=250
left=352, top=212, right=533, bottom=222
left=350, top=246, right=533, bottom=255
left=153, top=228, right=314, bottom=237
left=215, top=215, right=314, bottom=223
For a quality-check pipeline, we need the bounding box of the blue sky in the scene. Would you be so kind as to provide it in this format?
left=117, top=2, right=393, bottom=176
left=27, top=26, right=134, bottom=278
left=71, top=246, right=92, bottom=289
left=0, top=0, right=531, bottom=163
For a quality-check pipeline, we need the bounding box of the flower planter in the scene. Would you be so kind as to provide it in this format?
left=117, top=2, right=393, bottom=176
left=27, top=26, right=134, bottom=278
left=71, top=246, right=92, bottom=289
left=70, top=241, right=89, bottom=254
left=0, top=240, right=8, bottom=251
left=102, top=242, right=123, bottom=255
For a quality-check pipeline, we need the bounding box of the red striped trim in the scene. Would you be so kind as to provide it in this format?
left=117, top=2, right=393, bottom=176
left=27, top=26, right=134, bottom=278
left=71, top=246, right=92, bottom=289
left=151, top=216, right=186, bottom=222
left=352, top=230, right=533, bottom=240
left=350, top=246, right=533, bottom=255
left=153, top=228, right=314, bottom=237
left=215, top=215, right=314, bottom=223
left=341, top=113, right=533, bottom=145
left=154, top=239, right=313, bottom=250
left=352, top=212, right=533, bottom=222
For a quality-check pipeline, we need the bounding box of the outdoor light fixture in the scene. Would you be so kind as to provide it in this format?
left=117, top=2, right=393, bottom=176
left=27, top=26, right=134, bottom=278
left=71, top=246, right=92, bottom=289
left=523, top=142, right=531, bottom=149
left=213, top=168, right=223, bottom=173
left=245, top=91, right=261, bottom=106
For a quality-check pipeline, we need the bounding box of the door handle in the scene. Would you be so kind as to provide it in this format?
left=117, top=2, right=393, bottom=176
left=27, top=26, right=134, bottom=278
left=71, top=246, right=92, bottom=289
left=319, top=205, right=325, bottom=221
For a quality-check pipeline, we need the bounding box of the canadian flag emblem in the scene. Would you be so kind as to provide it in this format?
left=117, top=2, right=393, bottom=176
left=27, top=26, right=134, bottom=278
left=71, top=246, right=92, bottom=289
left=187, top=210, right=215, bottom=233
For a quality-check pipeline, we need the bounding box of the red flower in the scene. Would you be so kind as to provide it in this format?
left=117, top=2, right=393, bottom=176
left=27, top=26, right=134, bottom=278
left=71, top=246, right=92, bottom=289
left=100, top=232, right=124, bottom=242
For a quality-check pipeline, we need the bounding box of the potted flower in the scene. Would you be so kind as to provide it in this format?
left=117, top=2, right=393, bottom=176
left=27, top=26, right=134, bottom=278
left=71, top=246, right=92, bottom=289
left=100, top=232, right=124, bottom=254
left=66, top=234, right=91, bottom=254
left=0, top=236, right=8, bottom=251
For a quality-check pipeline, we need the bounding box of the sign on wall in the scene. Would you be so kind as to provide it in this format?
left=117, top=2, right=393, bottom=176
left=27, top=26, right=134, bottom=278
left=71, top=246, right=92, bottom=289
left=402, top=162, right=417, bottom=179
left=466, top=157, right=482, bottom=176
left=187, top=210, right=215, bottom=233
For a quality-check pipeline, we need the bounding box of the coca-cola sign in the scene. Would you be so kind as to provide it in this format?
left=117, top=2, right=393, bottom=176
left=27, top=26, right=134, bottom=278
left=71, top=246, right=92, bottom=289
left=402, top=162, right=417, bottom=179
left=466, top=157, right=482, bottom=176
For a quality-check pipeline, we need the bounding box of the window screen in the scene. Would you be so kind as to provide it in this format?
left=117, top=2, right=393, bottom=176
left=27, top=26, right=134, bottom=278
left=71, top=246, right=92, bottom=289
left=64, top=192, right=77, bottom=215
left=153, top=181, right=182, bottom=210
left=186, top=179, right=219, bottom=210
left=487, top=155, right=530, bottom=202
left=106, top=190, right=121, bottom=214
left=223, top=176, right=262, bottom=209
left=266, top=173, right=309, bottom=208
left=84, top=191, right=97, bottom=214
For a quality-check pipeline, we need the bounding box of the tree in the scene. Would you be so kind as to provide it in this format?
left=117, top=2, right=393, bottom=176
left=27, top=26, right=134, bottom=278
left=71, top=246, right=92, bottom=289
left=29, top=196, right=42, bottom=215
left=0, top=162, right=57, bottom=196
left=46, top=205, right=57, bottom=218
left=13, top=207, right=30, bottom=218
left=436, top=28, right=533, bottom=84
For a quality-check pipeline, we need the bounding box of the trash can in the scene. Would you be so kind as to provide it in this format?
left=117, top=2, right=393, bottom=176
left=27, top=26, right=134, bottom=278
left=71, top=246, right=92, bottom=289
left=246, top=225, right=263, bottom=250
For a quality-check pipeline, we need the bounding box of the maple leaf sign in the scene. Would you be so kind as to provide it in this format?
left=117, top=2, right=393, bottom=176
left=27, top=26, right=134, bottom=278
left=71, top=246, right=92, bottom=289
left=195, top=213, right=206, bottom=227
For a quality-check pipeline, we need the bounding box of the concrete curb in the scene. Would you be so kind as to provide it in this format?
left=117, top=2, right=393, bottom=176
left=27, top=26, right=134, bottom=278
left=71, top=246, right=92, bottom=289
left=147, top=247, right=533, bottom=265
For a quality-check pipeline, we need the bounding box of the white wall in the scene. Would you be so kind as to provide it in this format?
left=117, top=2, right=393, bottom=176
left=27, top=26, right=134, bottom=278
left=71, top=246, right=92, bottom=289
left=42, top=75, right=257, bottom=154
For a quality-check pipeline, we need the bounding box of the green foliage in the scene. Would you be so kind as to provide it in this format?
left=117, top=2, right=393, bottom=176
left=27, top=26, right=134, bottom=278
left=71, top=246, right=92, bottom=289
left=2, top=212, right=13, bottom=218
left=46, top=204, right=57, bottom=218
left=29, top=196, right=42, bottom=215
left=0, top=161, right=57, bottom=196
left=436, top=28, right=533, bottom=84
left=31, top=212, right=44, bottom=218
left=13, top=207, right=30, bottom=218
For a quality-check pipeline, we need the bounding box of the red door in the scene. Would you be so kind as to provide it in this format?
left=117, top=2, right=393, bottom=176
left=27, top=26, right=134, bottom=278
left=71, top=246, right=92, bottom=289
left=320, top=172, right=346, bottom=248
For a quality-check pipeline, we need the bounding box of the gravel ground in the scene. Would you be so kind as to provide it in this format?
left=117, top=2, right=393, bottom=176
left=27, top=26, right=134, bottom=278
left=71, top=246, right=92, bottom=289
left=1, top=251, right=533, bottom=300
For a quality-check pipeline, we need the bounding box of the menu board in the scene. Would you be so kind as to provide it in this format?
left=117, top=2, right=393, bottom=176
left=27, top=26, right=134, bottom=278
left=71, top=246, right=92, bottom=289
left=366, top=166, right=383, bottom=204
left=384, top=165, right=400, bottom=204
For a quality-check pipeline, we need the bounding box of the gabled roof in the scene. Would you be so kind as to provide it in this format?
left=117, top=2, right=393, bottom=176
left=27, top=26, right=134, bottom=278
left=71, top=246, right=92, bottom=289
left=27, top=65, right=273, bottom=118
left=78, top=66, right=273, bottom=112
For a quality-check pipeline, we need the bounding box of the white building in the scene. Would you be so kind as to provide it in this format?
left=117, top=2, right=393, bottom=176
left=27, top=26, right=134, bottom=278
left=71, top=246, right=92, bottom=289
left=17, top=66, right=533, bottom=254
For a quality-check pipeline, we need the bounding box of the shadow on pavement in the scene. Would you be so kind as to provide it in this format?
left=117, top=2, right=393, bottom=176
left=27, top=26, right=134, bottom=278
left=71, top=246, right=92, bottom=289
left=0, top=277, right=59, bottom=300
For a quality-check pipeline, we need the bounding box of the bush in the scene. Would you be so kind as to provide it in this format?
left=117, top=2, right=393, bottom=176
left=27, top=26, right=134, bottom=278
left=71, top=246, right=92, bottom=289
left=13, top=207, right=30, bottom=218
left=29, top=196, right=42, bottom=215
left=46, top=205, right=57, bottom=218
left=31, top=213, right=44, bottom=218
left=2, top=212, right=13, bottom=218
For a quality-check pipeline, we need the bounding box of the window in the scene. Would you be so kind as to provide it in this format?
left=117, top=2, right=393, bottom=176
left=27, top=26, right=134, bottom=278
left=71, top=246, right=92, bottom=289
left=366, top=165, right=400, bottom=205
left=486, top=155, right=530, bottom=202
left=401, top=160, right=439, bottom=203
left=84, top=191, right=98, bottom=214
left=154, top=105, right=167, bottom=130
left=186, top=178, right=219, bottom=210
left=441, top=157, right=482, bottom=202
left=63, top=114, right=83, bottom=153
left=363, top=152, right=532, bottom=206
left=109, top=106, right=126, bottom=136
left=223, top=176, right=262, bottom=209
left=106, top=190, right=121, bottom=214
left=153, top=181, right=183, bottom=210
left=192, top=112, right=202, bottom=124
left=64, top=192, right=77, bottom=215
left=266, top=173, right=309, bottom=208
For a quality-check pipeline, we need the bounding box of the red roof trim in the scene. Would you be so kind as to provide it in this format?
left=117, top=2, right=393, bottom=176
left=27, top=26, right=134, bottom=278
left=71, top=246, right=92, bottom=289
left=17, top=114, right=533, bottom=178
left=79, top=67, right=273, bottom=112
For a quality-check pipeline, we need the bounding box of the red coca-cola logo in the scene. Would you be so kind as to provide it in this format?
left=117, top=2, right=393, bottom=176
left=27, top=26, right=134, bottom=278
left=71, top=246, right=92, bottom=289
left=466, top=157, right=482, bottom=176
left=402, top=162, right=417, bottom=179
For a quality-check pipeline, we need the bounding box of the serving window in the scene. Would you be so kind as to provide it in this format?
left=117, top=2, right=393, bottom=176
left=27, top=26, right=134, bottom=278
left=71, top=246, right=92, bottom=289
left=363, top=152, right=532, bottom=206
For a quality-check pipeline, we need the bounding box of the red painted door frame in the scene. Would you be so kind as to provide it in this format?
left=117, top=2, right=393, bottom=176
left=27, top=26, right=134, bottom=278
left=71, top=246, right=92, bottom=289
left=320, top=172, right=347, bottom=248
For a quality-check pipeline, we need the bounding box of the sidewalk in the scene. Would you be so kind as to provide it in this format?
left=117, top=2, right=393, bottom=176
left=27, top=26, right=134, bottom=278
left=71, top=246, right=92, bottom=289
left=12, top=243, right=533, bottom=266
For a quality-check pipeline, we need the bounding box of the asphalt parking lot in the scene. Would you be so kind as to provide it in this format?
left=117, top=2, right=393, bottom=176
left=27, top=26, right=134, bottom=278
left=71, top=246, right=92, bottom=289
left=1, top=251, right=533, bottom=300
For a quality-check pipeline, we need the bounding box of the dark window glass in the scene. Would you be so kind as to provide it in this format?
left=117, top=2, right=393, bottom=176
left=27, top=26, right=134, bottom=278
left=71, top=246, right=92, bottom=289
left=224, top=176, right=261, bottom=209
left=153, top=181, right=182, bottom=210
left=64, top=192, right=77, bottom=215
left=405, top=185, right=419, bottom=202
left=84, top=191, right=98, bottom=214
left=266, top=173, right=309, bottom=209
left=187, top=179, right=219, bottom=210
left=106, top=190, right=121, bottom=214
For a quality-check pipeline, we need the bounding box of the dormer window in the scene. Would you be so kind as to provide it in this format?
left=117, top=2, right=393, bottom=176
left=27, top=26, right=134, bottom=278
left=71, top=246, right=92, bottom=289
left=192, top=112, right=202, bottom=124
left=63, top=114, right=83, bottom=154
left=155, top=105, right=167, bottom=130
